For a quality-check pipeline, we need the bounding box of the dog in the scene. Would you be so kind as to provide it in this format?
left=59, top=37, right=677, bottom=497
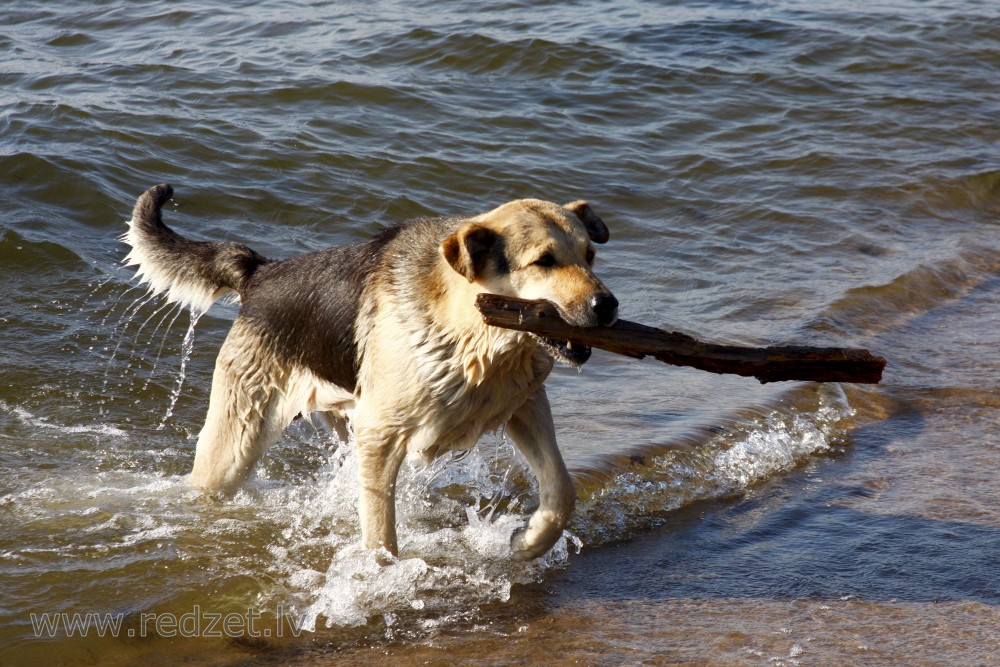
left=124, top=184, right=617, bottom=561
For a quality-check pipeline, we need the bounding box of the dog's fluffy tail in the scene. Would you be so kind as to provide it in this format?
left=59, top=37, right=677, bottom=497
left=122, top=184, right=267, bottom=313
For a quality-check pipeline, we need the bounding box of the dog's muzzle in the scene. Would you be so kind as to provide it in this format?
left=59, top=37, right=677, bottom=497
left=536, top=291, right=617, bottom=366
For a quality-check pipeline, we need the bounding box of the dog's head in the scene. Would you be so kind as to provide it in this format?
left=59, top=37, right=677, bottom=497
left=440, top=198, right=618, bottom=365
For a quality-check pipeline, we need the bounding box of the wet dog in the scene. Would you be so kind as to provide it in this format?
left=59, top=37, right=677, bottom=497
left=124, top=184, right=617, bottom=560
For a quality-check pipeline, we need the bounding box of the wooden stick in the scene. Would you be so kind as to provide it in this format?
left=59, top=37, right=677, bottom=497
left=475, top=294, right=885, bottom=384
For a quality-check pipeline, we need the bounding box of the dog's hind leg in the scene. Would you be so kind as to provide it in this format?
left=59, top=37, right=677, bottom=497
left=190, top=319, right=298, bottom=493
left=505, top=388, right=577, bottom=561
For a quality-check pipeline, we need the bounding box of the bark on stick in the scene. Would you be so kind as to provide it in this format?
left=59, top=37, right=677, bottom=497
left=475, top=294, right=885, bottom=384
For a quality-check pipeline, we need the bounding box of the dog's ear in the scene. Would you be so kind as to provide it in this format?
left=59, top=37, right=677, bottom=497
left=440, top=222, right=499, bottom=282
left=564, top=200, right=609, bottom=244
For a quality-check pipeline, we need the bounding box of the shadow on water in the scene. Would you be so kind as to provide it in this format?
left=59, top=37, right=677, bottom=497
left=549, top=401, right=1000, bottom=608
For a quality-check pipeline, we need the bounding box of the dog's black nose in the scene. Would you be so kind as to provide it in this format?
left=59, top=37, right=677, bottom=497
left=589, top=293, right=619, bottom=326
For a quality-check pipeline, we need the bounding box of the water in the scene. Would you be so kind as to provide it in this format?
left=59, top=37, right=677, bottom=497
left=2, top=0, right=999, bottom=664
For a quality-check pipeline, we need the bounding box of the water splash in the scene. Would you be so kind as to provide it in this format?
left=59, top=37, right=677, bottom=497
left=99, top=290, right=159, bottom=402
left=239, top=429, right=578, bottom=633
left=224, top=384, right=856, bottom=634
left=94, top=280, right=147, bottom=330
left=2, top=376, right=855, bottom=639
left=139, top=302, right=184, bottom=391
left=127, top=297, right=177, bottom=354
left=157, top=308, right=203, bottom=430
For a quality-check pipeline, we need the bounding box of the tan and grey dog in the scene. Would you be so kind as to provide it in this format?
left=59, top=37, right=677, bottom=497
left=124, top=184, right=617, bottom=561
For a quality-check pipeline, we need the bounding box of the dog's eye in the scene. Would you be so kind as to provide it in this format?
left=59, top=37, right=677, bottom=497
left=533, top=253, right=557, bottom=268
left=585, top=247, right=595, bottom=265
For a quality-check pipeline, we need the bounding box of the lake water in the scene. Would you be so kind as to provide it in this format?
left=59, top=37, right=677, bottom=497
left=2, top=1, right=999, bottom=664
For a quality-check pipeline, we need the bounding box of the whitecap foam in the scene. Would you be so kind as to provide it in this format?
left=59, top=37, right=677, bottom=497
left=711, top=386, right=849, bottom=492
left=0, top=400, right=128, bottom=440
left=572, top=383, right=855, bottom=545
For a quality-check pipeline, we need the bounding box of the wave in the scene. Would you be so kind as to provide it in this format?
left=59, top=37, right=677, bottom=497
left=0, top=227, right=85, bottom=273
left=809, top=243, right=1000, bottom=340
left=569, top=382, right=853, bottom=546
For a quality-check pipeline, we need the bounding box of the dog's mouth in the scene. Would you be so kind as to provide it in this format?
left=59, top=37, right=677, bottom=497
left=535, top=336, right=592, bottom=366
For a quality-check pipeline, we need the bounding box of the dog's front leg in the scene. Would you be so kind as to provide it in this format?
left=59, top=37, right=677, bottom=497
left=505, top=388, right=577, bottom=561
left=355, top=424, right=407, bottom=561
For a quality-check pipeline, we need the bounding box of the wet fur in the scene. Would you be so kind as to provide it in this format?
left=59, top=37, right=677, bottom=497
left=124, top=184, right=616, bottom=561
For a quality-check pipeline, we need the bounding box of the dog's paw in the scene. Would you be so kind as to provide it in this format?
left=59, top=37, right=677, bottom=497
left=510, top=523, right=561, bottom=561
left=510, top=530, right=541, bottom=561
left=374, top=546, right=399, bottom=567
